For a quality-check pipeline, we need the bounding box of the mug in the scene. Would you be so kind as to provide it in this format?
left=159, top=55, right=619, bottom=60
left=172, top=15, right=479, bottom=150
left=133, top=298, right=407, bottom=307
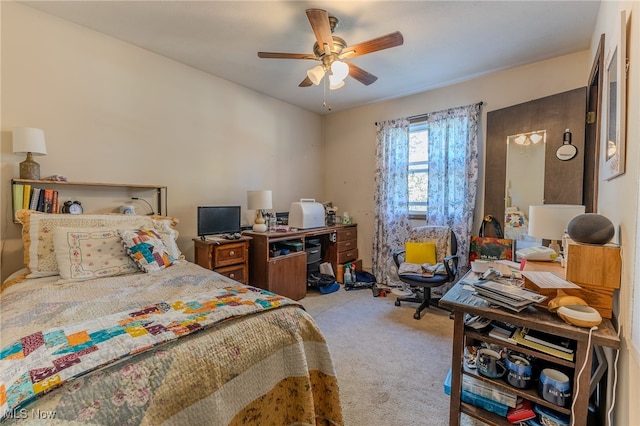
left=505, top=353, right=533, bottom=389
left=539, top=368, right=572, bottom=407
left=476, top=348, right=506, bottom=379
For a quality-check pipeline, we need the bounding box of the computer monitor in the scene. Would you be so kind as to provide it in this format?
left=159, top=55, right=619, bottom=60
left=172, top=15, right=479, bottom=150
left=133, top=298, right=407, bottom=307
left=197, top=206, right=241, bottom=237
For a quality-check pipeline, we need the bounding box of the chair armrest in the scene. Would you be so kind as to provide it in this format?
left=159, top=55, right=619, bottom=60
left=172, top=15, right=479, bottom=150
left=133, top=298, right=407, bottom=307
left=392, top=250, right=406, bottom=268
left=442, top=254, right=459, bottom=278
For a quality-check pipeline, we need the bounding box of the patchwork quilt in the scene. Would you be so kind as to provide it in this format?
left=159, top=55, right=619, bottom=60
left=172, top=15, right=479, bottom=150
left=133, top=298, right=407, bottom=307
left=0, top=262, right=343, bottom=425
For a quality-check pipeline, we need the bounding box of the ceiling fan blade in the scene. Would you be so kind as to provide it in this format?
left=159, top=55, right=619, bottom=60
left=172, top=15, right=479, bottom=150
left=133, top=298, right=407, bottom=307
left=258, top=52, right=316, bottom=60
left=348, top=63, right=378, bottom=85
left=340, top=31, right=404, bottom=59
left=306, top=9, right=334, bottom=51
left=299, top=76, right=313, bottom=87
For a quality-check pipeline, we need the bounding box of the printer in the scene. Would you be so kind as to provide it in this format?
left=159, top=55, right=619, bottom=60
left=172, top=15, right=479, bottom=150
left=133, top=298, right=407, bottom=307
left=288, top=199, right=325, bottom=229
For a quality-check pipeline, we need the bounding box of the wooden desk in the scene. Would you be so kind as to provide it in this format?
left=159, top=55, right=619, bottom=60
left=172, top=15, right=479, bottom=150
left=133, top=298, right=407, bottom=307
left=439, top=274, right=620, bottom=426
left=244, top=224, right=358, bottom=300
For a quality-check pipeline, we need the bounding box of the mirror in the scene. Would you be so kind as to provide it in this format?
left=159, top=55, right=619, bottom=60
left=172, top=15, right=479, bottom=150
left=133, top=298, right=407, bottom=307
left=484, top=88, right=587, bottom=239
left=504, top=130, right=546, bottom=241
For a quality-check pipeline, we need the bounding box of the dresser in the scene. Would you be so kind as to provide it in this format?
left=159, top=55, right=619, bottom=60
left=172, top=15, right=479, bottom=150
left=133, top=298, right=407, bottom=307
left=193, top=237, right=250, bottom=284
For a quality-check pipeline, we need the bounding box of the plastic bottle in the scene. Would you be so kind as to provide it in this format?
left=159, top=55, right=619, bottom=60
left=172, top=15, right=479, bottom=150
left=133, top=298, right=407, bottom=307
left=343, top=264, right=352, bottom=285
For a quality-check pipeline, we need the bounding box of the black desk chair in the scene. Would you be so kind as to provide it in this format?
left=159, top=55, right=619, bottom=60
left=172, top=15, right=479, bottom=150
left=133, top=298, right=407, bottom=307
left=392, top=226, right=459, bottom=320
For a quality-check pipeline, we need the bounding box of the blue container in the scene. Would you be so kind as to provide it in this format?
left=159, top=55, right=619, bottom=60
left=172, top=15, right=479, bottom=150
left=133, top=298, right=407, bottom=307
left=538, top=368, right=571, bottom=407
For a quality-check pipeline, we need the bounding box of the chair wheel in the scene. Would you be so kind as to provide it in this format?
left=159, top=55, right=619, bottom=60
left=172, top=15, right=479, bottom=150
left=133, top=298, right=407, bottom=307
left=395, top=300, right=401, bottom=306
left=413, top=312, right=421, bottom=320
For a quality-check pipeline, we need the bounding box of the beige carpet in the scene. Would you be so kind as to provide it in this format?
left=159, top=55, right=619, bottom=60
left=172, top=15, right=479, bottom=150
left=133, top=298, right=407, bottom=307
left=301, top=286, right=483, bottom=426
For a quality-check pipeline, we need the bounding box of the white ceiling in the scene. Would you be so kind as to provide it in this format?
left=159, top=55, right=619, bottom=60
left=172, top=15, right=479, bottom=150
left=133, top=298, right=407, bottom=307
left=21, top=1, right=601, bottom=115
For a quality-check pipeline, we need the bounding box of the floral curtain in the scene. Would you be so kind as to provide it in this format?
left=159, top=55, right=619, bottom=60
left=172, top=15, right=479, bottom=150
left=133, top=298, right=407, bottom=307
left=372, top=103, right=481, bottom=289
left=424, top=102, right=481, bottom=273
left=372, top=118, right=411, bottom=284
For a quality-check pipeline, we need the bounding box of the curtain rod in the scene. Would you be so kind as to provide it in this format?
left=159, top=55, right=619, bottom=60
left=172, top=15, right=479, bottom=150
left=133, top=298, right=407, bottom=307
left=375, top=101, right=484, bottom=125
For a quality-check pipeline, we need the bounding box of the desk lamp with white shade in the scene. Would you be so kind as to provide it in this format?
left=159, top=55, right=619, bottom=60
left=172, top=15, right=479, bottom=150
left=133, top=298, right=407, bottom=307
left=247, top=190, right=272, bottom=232
left=528, top=204, right=586, bottom=254
left=12, top=127, right=47, bottom=180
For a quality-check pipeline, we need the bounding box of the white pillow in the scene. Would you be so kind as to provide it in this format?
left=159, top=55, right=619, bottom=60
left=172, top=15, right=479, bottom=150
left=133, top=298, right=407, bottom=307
left=16, top=210, right=183, bottom=278
left=53, top=227, right=139, bottom=280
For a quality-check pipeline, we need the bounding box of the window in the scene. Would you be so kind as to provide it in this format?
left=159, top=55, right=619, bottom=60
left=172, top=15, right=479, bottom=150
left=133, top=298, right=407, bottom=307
left=408, top=121, right=428, bottom=216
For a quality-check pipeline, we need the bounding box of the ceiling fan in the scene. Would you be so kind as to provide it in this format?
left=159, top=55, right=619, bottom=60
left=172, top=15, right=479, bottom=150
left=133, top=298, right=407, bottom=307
left=257, top=9, right=404, bottom=89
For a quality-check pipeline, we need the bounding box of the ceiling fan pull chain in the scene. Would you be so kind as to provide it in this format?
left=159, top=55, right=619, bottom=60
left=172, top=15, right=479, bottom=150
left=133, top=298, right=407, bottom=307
left=323, top=75, right=332, bottom=111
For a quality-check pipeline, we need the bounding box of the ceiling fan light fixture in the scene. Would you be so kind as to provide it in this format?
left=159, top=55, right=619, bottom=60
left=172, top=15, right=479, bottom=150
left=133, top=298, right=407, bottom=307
left=329, top=79, right=345, bottom=90
left=330, top=60, right=349, bottom=82
left=307, top=65, right=325, bottom=85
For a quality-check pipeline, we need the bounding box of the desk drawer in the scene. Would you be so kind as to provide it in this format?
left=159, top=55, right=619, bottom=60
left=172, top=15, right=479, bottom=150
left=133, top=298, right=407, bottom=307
left=338, top=239, right=357, bottom=252
left=213, top=242, right=247, bottom=268
left=337, top=227, right=357, bottom=242
left=215, top=264, right=248, bottom=284
left=338, top=248, right=358, bottom=264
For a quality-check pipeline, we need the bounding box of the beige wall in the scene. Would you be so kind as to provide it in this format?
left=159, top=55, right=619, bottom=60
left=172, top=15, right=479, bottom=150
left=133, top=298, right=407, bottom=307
left=323, top=51, right=590, bottom=273
left=590, top=2, right=640, bottom=426
left=2, top=1, right=639, bottom=424
left=0, top=2, right=324, bottom=280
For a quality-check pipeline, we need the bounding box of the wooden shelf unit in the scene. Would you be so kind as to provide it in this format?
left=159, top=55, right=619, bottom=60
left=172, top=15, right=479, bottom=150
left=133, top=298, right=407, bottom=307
left=439, top=273, right=620, bottom=426
left=11, top=178, right=167, bottom=220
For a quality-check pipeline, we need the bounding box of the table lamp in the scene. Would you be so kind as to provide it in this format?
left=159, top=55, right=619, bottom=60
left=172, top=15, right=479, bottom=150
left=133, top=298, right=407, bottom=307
left=247, top=190, right=272, bottom=232
left=12, top=127, right=47, bottom=180
left=528, top=204, right=585, bottom=253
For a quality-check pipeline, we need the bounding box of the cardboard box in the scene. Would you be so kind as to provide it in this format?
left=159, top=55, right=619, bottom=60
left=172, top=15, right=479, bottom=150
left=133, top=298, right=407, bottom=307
left=566, top=243, right=621, bottom=289
left=524, top=278, right=614, bottom=319
left=337, top=259, right=362, bottom=284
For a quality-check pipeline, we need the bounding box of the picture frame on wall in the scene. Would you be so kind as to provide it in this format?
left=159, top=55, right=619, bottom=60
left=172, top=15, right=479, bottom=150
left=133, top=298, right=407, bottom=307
left=603, top=10, right=627, bottom=180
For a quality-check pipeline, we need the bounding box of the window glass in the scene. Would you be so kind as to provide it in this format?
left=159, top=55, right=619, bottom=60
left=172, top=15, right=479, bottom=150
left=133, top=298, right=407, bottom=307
left=408, top=122, right=428, bottom=215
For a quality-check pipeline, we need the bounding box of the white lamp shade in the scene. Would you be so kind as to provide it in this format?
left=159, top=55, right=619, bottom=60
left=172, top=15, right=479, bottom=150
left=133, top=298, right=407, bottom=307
left=13, top=127, right=47, bottom=155
left=329, top=77, right=345, bottom=90
left=247, top=190, right=273, bottom=210
left=330, top=60, right=349, bottom=82
left=307, top=65, right=325, bottom=86
left=528, top=204, right=586, bottom=241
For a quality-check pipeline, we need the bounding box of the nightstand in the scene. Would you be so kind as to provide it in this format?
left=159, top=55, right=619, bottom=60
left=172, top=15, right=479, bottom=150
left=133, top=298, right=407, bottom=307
left=193, top=237, right=250, bottom=284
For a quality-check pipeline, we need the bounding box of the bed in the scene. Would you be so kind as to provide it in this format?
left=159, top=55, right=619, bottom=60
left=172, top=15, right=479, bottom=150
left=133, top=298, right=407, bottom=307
left=0, top=211, right=343, bottom=425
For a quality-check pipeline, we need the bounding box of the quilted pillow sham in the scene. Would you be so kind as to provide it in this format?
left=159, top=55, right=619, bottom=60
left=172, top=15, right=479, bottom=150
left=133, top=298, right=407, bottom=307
left=53, top=227, right=139, bottom=280
left=119, top=228, right=175, bottom=272
left=15, top=210, right=183, bottom=278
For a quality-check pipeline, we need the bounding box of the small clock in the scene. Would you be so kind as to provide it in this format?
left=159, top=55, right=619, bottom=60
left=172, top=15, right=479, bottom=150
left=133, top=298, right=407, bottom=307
left=62, top=200, right=83, bottom=214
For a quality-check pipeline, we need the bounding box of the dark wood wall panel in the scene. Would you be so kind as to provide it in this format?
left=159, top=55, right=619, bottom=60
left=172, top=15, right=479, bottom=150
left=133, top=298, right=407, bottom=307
left=485, top=87, right=587, bottom=230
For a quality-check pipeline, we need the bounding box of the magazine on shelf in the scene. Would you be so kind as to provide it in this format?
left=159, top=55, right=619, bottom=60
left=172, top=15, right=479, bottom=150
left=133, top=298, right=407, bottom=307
left=522, top=328, right=575, bottom=354
left=509, top=329, right=575, bottom=361
left=488, top=325, right=514, bottom=342
left=443, top=369, right=510, bottom=416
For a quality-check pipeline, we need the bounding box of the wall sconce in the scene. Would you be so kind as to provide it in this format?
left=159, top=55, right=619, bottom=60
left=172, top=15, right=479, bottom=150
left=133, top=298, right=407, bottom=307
left=513, top=130, right=545, bottom=146
left=12, top=127, right=47, bottom=180
left=556, top=129, right=577, bottom=161
left=247, top=190, right=273, bottom=232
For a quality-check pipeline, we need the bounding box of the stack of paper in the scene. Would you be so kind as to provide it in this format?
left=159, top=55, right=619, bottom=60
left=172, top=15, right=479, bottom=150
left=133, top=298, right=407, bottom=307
left=472, top=280, right=547, bottom=312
